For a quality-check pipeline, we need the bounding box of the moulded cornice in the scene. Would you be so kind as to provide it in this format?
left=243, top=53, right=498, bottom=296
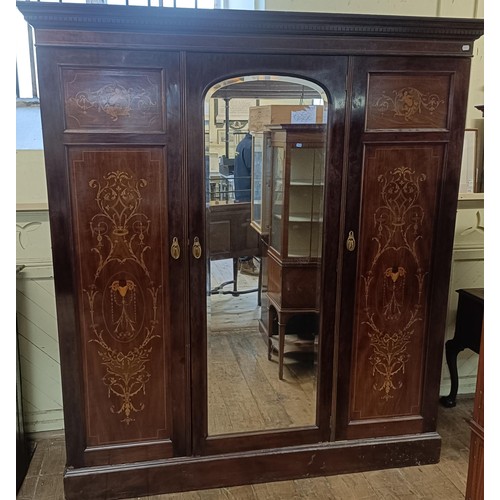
left=17, top=1, right=484, bottom=41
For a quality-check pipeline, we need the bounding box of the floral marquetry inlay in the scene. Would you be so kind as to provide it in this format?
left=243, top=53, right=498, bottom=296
left=367, top=74, right=450, bottom=130
left=372, top=87, right=444, bottom=122
left=68, top=82, right=158, bottom=121
left=63, top=68, right=164, bottom=131
left=85, top=170, right=159, bottom=424
left=89, top=171, right=151, bottom=281
left=362, top=166, right=427, bottom=401
left=70, top=148, right=164, bottom=430
left=86, top=282, right=160, bottom=424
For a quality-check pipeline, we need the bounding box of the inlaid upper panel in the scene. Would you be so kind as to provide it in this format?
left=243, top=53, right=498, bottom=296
left=62, top=68, right=165, bottom=132
left=69, top=147, right=170, bottom=447
left=350, top=144, right=444, bottom=421
left=366, top=73, right=451, bottom=130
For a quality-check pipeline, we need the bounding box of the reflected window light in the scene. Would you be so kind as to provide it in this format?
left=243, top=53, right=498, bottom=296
left=127, top=0, right=153, bottom=6
left=176, top=0, right=196, bottom=7
left=16, top=8, right=34, bottom=98
left=15, top=0, right=239, bottom=98
left=198, top=0, right=215, bottom=8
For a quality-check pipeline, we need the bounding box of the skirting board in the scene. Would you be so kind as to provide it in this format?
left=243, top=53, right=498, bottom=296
left=64, top=433, right=441, bottom=499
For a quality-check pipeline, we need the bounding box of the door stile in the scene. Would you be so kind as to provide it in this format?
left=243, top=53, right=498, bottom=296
left=167, top=50, right=191, bottom=458
left=35, top=45, right=88, bottom=468
left=334, top=55, right=367, bottom=441
left=328, top=56, right=356, bottom=442
left=184, top=50, right=210, bottom=456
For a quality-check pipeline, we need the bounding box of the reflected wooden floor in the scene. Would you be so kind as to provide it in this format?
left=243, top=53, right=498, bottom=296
left=208, top=259, right=317, bottom=434
left=17, top=397, right=475, bottom=500
left=208, top=327, right=317, bottom=434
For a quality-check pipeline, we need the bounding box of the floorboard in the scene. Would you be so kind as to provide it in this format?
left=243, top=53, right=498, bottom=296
left=16, top=397, right=475, bottom=500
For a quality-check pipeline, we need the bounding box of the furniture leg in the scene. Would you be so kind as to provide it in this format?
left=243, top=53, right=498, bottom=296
left=278, top=321, right=286, bottom=380
left=257, top=257, right=262, bottom=307
left=267, top=307, right=273, bottom=361
left=233, top=257, right=239, bottom=293
left=439, top=338, right=462, bottom=408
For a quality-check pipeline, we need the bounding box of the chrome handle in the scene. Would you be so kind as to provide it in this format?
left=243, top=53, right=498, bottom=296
left=346, top=231, right=356, bottom=252
left=192, top=237, right=202, bottom=259
left=170, top=237, right=181, bottom=260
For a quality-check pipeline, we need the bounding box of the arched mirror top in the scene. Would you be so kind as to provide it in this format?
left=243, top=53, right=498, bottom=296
left=205, top=74, right=328, bottom=104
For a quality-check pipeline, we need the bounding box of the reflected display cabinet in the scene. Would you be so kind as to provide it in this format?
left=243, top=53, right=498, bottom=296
left=269, top=124, right=325, bottom=260
left=250, top=131, right=271, bottom=235
left=17, top=2, right=483, bottom=499
left=265, top=125, right=326, bottom=379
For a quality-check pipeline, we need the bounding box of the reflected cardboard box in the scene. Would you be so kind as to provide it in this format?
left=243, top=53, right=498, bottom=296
left=248, top=104, right=325, bottom=133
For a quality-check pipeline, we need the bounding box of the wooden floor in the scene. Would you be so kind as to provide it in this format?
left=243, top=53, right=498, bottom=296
left=17, top=260, right=477, bottom=499
left=17, top=396, right=475, bottom=500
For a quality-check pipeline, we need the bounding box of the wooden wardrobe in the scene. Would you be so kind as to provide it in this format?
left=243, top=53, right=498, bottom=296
left=17, top=2, right=483, bottom=499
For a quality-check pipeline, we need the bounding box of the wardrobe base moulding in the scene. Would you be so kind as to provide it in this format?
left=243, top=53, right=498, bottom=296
left=64, top=434, right=441, bottom=500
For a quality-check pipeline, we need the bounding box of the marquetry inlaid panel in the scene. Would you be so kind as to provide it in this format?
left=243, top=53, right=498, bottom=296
left=366, top=74, right=451, bottom=130
left=69, top=148, right=169, bottom=446
left=350, top=144, right=444, bottom=421
left=62, top=68, right=164, bottom=132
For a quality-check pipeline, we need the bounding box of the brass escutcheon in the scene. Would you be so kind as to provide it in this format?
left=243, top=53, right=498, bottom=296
left=346, top=231, right=356, bottom=252
left=192, top=237, right=202, bottom=259
left=170, top=237, right=181, bottom=260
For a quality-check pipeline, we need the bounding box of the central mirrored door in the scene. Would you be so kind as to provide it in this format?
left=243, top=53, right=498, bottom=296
left=185, top=53, right=347, bottom=455
left=205, top=76, right=327, bottom=436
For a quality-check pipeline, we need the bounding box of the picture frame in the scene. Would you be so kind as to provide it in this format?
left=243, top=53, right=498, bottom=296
left=459, top=128, right=478, bottom=193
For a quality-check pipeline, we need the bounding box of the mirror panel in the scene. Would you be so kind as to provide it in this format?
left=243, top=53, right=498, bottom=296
left=204, top=76, right=328, bottom=435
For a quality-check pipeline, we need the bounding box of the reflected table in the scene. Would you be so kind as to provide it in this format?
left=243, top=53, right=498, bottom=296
left=208, top=202, right=261, bottom=297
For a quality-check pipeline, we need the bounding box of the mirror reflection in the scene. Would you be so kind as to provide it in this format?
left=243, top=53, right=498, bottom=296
left=204, top=76, right=328, bottom=435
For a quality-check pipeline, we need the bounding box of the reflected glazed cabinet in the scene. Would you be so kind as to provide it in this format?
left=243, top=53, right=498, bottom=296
left=17, top=2, right=483, bottom=499
left=263, top=125, right=326, bottom=379
left=267, top=124, right=325, bottom=261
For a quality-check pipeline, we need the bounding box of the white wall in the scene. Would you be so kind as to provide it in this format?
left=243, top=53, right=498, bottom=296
left=16, top=101, right=63, bottom=432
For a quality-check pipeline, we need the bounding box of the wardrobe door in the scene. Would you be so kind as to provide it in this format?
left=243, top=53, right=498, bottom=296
left=184, top=53, right=347, bottom=455
left=337, top=56, right=471, bottom=440
left=36, top=47, right=189, bottom=467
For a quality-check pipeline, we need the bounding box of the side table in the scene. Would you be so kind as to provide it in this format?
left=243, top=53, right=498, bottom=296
left=440, top=288, right=484, bottom=408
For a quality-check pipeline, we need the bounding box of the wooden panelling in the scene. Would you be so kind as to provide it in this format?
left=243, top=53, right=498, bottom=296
left=16, top=275, right=64, bottom=433
left=69, top=148, right=171, bottom=449
left=366, top=73, right=451, bottom=130
left=62, top=67, right=164, bottom=132
left=208, top=203, right=259, bottom=260
left=16, top=211, right=53, bottom=267
left=350, top=144, right=444, bottom=421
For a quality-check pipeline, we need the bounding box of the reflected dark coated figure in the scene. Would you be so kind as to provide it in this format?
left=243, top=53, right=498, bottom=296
left=234, top=132, right=252, bottom=203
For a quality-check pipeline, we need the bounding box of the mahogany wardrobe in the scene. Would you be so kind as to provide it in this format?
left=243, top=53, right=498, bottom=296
left=17, top=2, right=484, bottom=499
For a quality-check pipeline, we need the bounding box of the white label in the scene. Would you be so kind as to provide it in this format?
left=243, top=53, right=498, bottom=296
left=291, top=105, right=316, bottom=124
